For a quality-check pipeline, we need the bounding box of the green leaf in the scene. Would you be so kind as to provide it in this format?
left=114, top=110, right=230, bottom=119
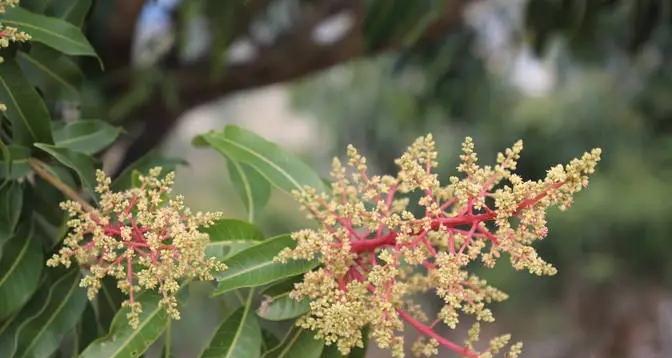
left=34, top=143, right=97, bottom=195
left=0, top=58, right=53, bottom=146
left=204, top=219, right=265, bottom=260
left=17, top=44, right=84, bottom=99
left=201, top=289, right=261, bottom=358
left=197, top=125, right=326, bottom=194
left=213, top=235, right=318, bottom=296
left=3, top=7, right=99, bottom=59
left=0, top=180, right=23, bottom=246
left=257, top=292, right=309, bottom=322
left=0, top=222, right=42, bottom=320
left=227, top=159, right=271, bottom=222
left=112, top=150, right=183, bottom=191
left=265, top=328, right=324, bottom=358
left=0, top=145, right=31, bottom=179
left=52, top=120, right=121, bottom=154
left=0, top=268, right=87, bottom=358
left=47, top=0, right=92, bottom=27
left=80, top=292, right=169, bottom=358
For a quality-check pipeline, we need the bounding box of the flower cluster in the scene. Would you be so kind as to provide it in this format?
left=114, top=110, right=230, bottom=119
left=47, top=167, right=226, bottom=328
left=277, top=135, right=601, bottom=357
left=0, top=0, right=30, bottom=66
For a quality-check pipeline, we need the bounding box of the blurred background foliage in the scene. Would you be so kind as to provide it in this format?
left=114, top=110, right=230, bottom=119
left=21, top=0, right=671, bottom=356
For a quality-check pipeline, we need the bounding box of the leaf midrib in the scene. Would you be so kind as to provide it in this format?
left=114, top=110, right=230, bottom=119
left=214, top=136, right=305, bottom=194
left=17, top=52, right=77, bottom=95
left=3, top=19, right=86, bottom=51
left=0, top=229, right=31, bottom=288
left=224, top=288, right=255, bottom=358
left=0, top=68, right=38, bottom=140
left=18, top=271, right=80, bottom=358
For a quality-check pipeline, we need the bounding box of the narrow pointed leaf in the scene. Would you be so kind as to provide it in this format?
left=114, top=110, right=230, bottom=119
left=201, top=290, right=261, bottom=358
left=204, top=219, right=264, bottom=260
left=0, top=222, right=42, bottom=319
left=7, top=268, right=87, bottom=358
left=3, top=6, right=98, bottom=58
left=197, top=125, right=326, bottom=194
left=52, top=120, right=121, bottom=154
left=80, top=292, right=169, bottom=358
left=265, top=328, right=323, bottom=358
left=213, top=235, right=318, bottom=296
left=257, top=277, right=309, bottom=321
left=257, top=292, right=309, bottom=321
left=34, top=143, right=97, bottom=194
left=47, top=0, right=92, bottom=27
left=227, top=159, right=271, bottom=221
left=0, top=145, right=31, bottom=179
left=0, top=59, right=53, bottom=145
left=17, top=44, right=84, bottom=99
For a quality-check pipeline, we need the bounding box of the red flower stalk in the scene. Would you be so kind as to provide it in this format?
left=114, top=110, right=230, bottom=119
left=277, top=135, right=601, bottom=357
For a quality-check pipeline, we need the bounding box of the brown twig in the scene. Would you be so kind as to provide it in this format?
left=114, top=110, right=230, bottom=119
left=28, top=158, right=95, bottom=212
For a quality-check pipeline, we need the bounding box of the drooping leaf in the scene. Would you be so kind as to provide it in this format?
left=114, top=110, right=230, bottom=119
left=34, top=143, right=97, bottom=195
left=201, top=289, right=261, bottom=358
left=112, top=150, right=183, bottom=191
left=3, top=6, right=99, bottom=59
left=197, top=125, right=326, bottom=194
left=0, top=145, right=31, bottom=179
left=0, top=180, right=23, bottom=246
left=17, top=44, right=84, bottom=99
left=204, top=218, right=265, bottom=260
left=52, top=120, right=121, bottom=154
left=0, top=221, right=42, bottom=320
left=265, top=328, right=324, bottom=358
left=47, top=0, right=92, bottom=27
left=213, top=235, right=318, bottom=296
left=0, top=58, right=53, bottom=146
left=80, top=292, right=169, bottom=358
left=0, top=268, right=86, bottom=358
left=227, top=159, right=271, bottom=222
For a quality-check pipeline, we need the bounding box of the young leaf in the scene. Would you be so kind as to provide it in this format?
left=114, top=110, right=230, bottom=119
left=0, top=59, right=53, bottom=146
left=201, top=289, right=261, bottom=358
left=227, top=159, right=271, bottom=222
left=3, top=268, right=87, bottom=358
left=264, top=328, right=324, bottom=358
left=212, top=235, right=318, bottom=296
left=17, top=44, right=84, bottom=99
left=80, top=292, right=169, bottom=358
left=256, top=277, right=309, bottom=321
left=197, top=125, right=327, bottom=194
left=34, top=143, right=97, bottom=195
left=3, top=6, right=99, bottom=59
left=204, top=219, right=265, bottom=260
left=0, top=222, right=42, bottom=320
left=52, top=120, right=121, bottom=154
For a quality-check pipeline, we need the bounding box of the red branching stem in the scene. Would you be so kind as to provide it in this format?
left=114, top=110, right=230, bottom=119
left=397, top=309, right=479, bottom=358
left=351, top=231, right=397, bottom=253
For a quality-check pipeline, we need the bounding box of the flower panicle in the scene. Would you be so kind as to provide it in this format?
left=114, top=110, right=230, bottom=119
left=47, top=167, right=226, bottom=328
left=278, top=135, right=601, bottom=357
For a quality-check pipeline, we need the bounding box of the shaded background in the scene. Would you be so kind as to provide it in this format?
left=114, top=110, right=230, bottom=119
left=79, top=0, right=672, bottom=357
